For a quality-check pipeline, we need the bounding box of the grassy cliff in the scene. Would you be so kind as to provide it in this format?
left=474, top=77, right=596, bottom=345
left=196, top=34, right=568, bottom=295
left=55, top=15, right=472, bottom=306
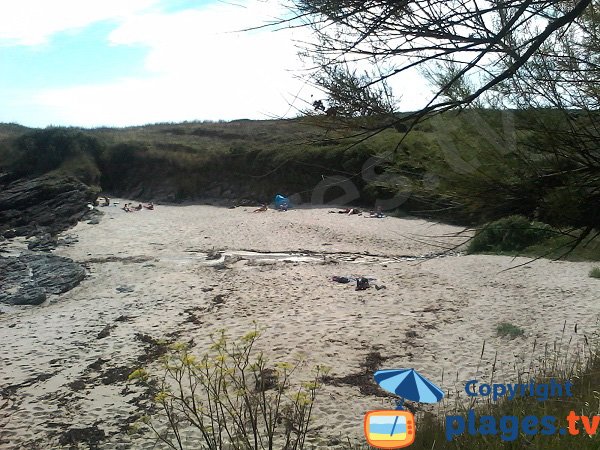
left=1, top=109, right=598, bottom=238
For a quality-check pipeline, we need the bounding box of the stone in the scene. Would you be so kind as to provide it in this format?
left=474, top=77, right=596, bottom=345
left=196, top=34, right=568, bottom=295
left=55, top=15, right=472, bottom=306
left=116, top=286, right=134, bottom=293
left=27, top=233, right=58, bottom=252
left=0, top=173, right=99, bottom=238
left=0, top=253, right=86, bottom=306
left=2, top=229, right=17, bottom=239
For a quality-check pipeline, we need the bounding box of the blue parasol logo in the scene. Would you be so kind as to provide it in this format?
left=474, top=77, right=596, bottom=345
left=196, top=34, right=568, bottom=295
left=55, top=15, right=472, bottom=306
left=365, top=368, right=444, bottom=448
left=374, top=368, right=444, bottom=409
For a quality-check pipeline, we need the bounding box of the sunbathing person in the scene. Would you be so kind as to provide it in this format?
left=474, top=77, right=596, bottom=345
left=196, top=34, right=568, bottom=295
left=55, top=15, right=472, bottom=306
left=144, top=202, right=154, bottom=210
left=366, top=206, right=385, bottom=218
left=134, top=204, right=143, bottom=211
left=337, top=208, right=361, bottom=215
left=253, top=204, right=268, bottom=212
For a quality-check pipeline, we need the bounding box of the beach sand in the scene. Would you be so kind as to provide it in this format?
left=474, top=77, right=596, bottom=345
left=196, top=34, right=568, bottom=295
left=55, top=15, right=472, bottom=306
left=1, top=202, right=598, bottom=448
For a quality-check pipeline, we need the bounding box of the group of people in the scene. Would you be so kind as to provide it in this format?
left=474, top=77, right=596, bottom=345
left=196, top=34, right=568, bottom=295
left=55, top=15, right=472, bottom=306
left=122, top=202, right=154, bottom=212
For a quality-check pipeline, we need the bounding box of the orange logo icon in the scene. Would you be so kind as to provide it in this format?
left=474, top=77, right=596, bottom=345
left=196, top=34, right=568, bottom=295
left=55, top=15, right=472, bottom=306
left=364, top=410, right=416, bottom=449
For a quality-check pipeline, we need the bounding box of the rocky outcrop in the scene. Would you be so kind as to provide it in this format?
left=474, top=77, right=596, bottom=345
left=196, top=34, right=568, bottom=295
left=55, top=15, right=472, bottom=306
left=0, top=253, right=86, bottom=305
left=0, top=173, right=99, bottom=239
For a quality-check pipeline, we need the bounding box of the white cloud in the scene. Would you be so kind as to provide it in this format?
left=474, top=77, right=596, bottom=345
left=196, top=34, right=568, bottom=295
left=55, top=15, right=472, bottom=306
left=3, top=0, right=430, bottom=127
left=0, top=0, right=159, bottom=46
left=32, top=1, right=321, bottom=126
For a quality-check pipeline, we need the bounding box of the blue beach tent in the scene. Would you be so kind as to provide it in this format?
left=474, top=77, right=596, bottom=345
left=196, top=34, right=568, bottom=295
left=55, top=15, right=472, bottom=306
left=274, top=194, right=291, bottom=209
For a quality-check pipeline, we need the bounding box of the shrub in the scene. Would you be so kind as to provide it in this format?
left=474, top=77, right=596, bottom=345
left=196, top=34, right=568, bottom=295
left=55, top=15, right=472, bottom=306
left=131, top=328, right=324, bottom=449
left=590, top=267, right=600, bottom=279
left=58, top=153, right=102, bottom=185
left=99, top=143, right=147, bottom=189
left=11, top=128, right=103, bottom=177
left=468, top=215, right=555, bottom=253
left=496, top=322, right=525, bottom=339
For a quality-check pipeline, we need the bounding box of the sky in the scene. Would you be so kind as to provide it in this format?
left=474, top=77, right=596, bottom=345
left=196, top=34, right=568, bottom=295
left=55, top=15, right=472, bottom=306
left=0, top=0, right=431, bottom=128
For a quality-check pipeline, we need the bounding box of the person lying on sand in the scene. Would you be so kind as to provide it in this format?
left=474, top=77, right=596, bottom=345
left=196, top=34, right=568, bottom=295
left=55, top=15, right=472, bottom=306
left=253, top=204, right=268, bottom=212
left=143, top=202, right=154, bottom=210
left=366, top=207, right=385, bottom=218
left=134, top=204, right=143, bottom=211
left=122, top=203, right=132, bottom=212
left=328, top=208, right=360, bottom=215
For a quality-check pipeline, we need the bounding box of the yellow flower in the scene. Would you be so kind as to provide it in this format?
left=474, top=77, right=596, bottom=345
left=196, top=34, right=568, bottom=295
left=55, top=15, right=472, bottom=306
left=275, top=362, right=294, bottom=371
left=128, top=368, right=149, bottom=382
left=154, top=391, right=169, bottom=403
left=292, top=392, right=311, bottom=406
left=242, top=330, right=261, bottom=342
left=182, top=354, right=196, bottom=366
left=302, top=381, right=320, bottom=390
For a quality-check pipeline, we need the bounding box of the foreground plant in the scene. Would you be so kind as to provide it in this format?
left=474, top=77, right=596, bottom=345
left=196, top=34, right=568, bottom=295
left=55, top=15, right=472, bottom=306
left=130, top=328, right=324, bottom=450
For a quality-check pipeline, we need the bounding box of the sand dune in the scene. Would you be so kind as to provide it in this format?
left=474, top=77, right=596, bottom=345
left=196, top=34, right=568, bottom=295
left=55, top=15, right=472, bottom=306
left=1, top=201, right=598, bottom=448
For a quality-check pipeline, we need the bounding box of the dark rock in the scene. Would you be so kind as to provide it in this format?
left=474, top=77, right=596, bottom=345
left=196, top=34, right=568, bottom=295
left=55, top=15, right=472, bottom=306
left=0, top=173, right=99, bottom=238
left=116, top=286, right=134, bottom=293
left=27, top=233, right=58, bottom=252
left=2, top=229, right=17, bottom=239
left=82, top=208, right=103, bottom=222
left=57, top=235, right=79, bottom=247
left=0, top=253, right=86, bottom=306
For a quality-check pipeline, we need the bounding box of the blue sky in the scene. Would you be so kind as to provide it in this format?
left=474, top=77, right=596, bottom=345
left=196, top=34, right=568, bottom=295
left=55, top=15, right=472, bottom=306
left=0, top=1, right=429, bottom=128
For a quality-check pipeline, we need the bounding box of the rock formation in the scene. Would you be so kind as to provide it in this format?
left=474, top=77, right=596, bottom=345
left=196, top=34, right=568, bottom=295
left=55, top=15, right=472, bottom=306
left=0, top=173, right=99, bottom=239
left=0, top=253, right=86, bottom=306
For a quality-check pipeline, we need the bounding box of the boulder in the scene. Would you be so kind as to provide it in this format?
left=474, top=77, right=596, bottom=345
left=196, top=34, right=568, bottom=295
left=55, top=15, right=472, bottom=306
left=27, top=233, right=58, bottom=252
left=0, top=253, right=86, bottom=306
left=0, top=173, right=99, bottom=238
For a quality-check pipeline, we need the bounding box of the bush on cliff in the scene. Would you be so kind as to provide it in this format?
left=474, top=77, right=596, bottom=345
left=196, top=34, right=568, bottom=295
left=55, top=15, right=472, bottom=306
left=11, top=128, right=104, bottom=183
left=468, top=215, right=556, bottom=254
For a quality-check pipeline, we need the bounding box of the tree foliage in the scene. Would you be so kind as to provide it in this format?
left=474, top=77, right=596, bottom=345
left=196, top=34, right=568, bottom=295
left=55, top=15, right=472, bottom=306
left=290, top=0, right=600, bottom=249
left=11, top=128, right=104, bottom=181
left=292, top=0, right=594, bottom=115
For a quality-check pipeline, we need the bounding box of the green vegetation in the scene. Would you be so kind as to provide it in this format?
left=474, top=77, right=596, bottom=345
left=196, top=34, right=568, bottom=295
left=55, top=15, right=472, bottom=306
left=128, top=326, right=600, bottom=449
left=590, top=267, right=600, bottom=279
left=466, top=216, right=600, bottom=261
left=0, top=110, right=597, bottom=260
left=129, top=328, right=324, bottom=450
left=410, top=342, right=600, bottom=449
left=467, top=216, right=555, bottom=254
left=287, top=0, right=600, bottom=254
left=12, top=128, right=103, bottom=180
left=496, top=322, right=525, bottom=339
left=344, top=333, right=600, bottom=450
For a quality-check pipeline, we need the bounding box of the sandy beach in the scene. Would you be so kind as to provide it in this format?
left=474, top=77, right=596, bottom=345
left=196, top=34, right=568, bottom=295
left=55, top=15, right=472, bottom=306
left=1, top=202, right=599, bottom=449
